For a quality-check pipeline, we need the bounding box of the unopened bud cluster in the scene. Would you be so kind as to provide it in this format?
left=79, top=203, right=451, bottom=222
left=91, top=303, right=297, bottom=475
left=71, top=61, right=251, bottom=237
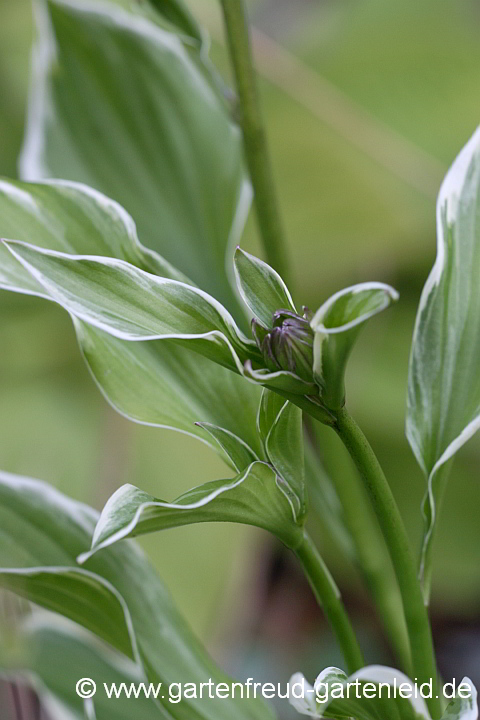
left=252, top=308, right=314, bottom=383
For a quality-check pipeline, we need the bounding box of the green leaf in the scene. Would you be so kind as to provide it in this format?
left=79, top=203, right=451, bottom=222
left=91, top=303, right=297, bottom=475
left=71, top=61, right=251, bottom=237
left=144, top=0, right=203, bottom=43
left=0, top=178, right=263, bottom=460
left=82, top=461, right=304, bottom=560
left=441, top=679, right=478, bottom=720
left=294, top=668, right=478, bottom=720
left=5, top=237, right=321, bottom=410
left=243, top=361, right=317, bottom=395
left=0, top=178, right=188, bottom=297
left=256, top=388, right=286, bottom=449
left=303, top=439, right=355, bottom=561
left=21, top=0, right=249, bottom=314
left=1, top=618, right=163, bottom=720
left=75, top=320, right=263, bottom=460
left=311, top=282, right=399, bottom=410
left=406, top=128, right=480, bottom=592
left=194, top=422, right=262, bottom=471
left=0, top=470, right=276, bottom=720
left=289, top=665, right=477, bottom=720
left=264, top=398, right=306, bottom=521
left=0, top=567, right=137, bottom=662
left=233, top=247, right=296, bottom=327
left=3, top=240, right=255, bottom=370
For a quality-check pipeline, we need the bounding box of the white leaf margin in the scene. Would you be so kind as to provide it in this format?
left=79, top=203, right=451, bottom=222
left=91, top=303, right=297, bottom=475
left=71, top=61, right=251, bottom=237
left=18, top=0, right=253, bottom=313
left=0, top=177, right=190, bottom=297
left=0, top=612, right=150, bottom=720
left=78, top=460, right=300, bottom=563
left=0, top=565, right=141, bottom=665
left=406, top=127, right=480, bottom=583
left=3, top=239, right=314, bottom=395
left=20, top=0, right=228, bottom=181
left=233, top=246, right=297, bottom=323
left=194, top=422, right=263, bottom=471
left=310, top=282, right=399, bottom=336
left=0, top=470, right=144, bottom=681
left=288, top=665, right=478, bottom=720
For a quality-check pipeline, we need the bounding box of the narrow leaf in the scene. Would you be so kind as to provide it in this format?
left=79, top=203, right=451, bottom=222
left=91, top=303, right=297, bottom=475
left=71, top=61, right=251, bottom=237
left=311, top=282, right=399, bottom=410
left=233, top=247, right=296, bottom=327
left=406, top=128, right=480, bottom=591
left=244, top=361, right=317, bottom=395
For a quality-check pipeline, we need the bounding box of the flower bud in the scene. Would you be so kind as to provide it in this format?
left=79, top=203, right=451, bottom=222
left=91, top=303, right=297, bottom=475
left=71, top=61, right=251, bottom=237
left=252, top=308, right=315, bottom=383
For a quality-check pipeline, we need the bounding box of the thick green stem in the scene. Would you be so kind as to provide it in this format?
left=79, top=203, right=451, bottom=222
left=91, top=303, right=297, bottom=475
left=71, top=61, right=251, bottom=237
left=295, top=531, right=364, bottom=674
left=220, top=0, right=291, bottom=283
left=333, top=407, right=442, bottom=719
left=305, top=434, right=412, bottom=675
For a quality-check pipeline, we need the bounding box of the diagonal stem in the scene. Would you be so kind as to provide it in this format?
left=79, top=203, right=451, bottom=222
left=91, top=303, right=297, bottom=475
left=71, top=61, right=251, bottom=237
left=333, top=407, right=442, bottom=719
left=305, top=434, right=412, bottom=676
left=295, top=531, right=364, bottom=674
left=220, top=0, right=291, bottom=285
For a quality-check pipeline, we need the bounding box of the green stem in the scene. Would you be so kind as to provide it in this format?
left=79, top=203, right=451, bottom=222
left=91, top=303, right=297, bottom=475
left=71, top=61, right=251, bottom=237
left=333, top=407, right=442, bottom=719
left=220, top=0, right=291, bottom=283
left=305, top=434, right=412, bottom=675
left=295, top=531, right=364, bottom=674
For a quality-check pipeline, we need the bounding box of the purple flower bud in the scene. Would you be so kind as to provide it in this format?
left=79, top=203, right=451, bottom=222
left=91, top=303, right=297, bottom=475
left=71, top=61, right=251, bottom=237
left=252, top=308, right=314, bottom=382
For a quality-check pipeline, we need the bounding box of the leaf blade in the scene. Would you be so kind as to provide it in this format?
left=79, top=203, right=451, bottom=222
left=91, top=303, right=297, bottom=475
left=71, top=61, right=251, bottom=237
left=406, top=128, right=480, bottom=589
left=0, top=470, right=276, bottom=720
left=83, top=462, right=304, bottom=559
left=2, top=618, right=163, bottom=720
left=311, top=282, right=398, bottom=410
left=21, top=0, right=249, bottom=314
left=233, top=247, right=296, bottom=327
left=3, top=240, right=253, bottom=371
left=0, top=178, right=263, bottom=459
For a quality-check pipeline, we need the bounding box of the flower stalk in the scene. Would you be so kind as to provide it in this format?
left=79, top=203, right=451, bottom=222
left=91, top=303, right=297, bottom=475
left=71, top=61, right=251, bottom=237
left=333, top=406, right=442, bottom=719
left=295, top=531, right=364, bottom=674
left=305, top=432, right=412, bottom=676
left=220, top=0, right=291, bottom=285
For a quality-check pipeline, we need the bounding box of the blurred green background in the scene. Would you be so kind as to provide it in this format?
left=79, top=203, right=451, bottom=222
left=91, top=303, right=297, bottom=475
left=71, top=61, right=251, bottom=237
left=1, top=0, right=479, bottom=715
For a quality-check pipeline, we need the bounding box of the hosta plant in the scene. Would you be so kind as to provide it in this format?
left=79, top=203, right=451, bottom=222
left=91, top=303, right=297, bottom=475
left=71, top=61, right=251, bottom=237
left=0, top=1, right=479, bottom=719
